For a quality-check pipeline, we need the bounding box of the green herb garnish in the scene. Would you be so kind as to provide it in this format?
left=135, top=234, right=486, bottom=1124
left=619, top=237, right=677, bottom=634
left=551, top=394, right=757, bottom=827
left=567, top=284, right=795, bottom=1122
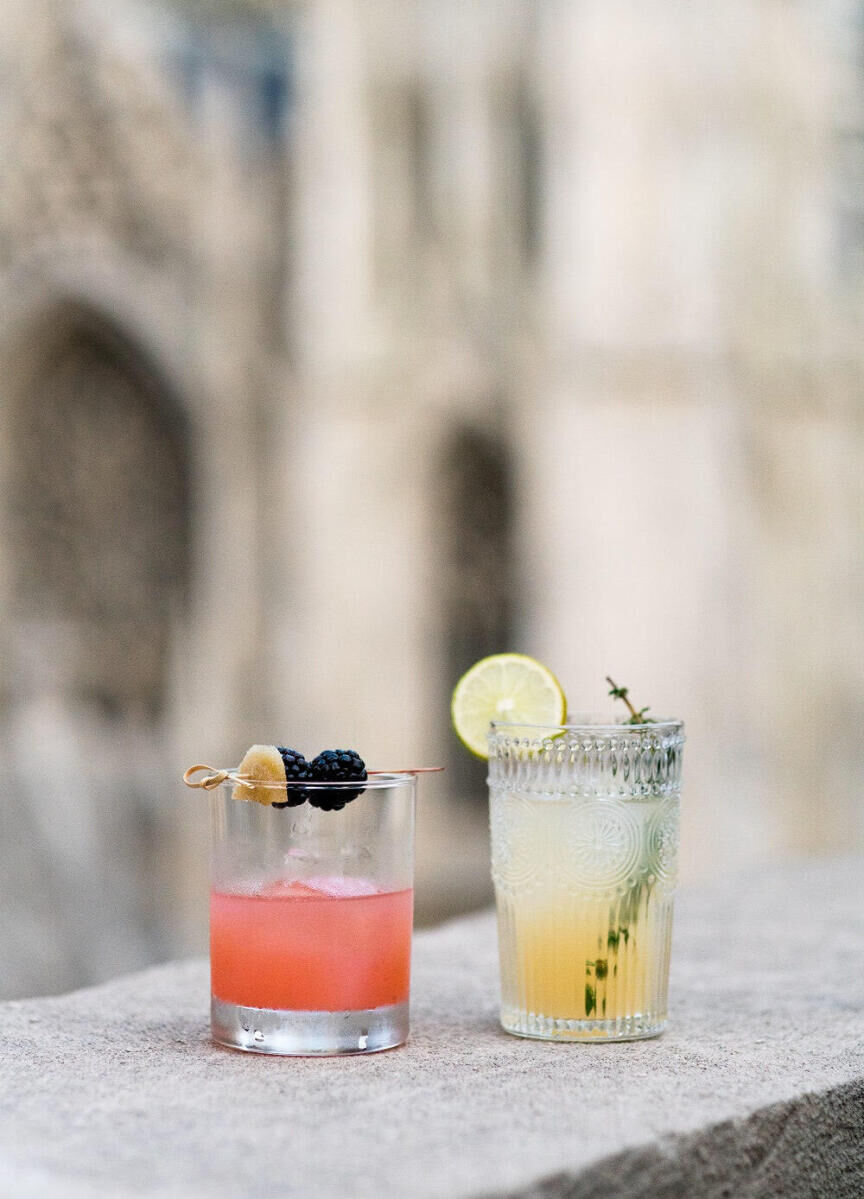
left=606, top=676, right=653, bottom=725
left=580, top=678, right=658, bottom=1017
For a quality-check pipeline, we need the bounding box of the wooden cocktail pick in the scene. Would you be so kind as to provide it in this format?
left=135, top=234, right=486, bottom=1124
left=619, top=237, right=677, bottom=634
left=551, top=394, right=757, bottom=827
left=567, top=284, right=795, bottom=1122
left=183, top=764, right=443, bottom=789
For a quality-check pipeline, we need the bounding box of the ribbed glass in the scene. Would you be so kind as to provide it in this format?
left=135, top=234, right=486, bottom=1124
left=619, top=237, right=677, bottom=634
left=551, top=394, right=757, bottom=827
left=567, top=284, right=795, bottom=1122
left=488, top=719, right=684, bottom=1041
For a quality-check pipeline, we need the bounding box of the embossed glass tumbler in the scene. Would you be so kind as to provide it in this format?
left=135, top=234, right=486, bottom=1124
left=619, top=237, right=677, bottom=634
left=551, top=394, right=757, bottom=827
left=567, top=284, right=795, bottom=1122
left=209, top=773, right=415, bottom=1056
left=488, top=719, right=684, bottom=1042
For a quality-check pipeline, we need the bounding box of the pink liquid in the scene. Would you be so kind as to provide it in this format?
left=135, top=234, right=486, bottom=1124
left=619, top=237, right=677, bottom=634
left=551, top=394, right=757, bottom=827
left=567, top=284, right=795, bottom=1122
left=210, top=879, right=413, bottom=1012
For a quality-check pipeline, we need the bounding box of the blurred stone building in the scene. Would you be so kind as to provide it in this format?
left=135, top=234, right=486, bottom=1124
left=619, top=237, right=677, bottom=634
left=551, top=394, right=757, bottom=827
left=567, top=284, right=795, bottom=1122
left=0, top=0, right=862, bottom=998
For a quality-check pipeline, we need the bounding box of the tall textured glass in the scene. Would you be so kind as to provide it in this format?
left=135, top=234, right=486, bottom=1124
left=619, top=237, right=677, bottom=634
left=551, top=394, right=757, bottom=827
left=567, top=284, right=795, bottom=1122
left=209, top=773, right=415, bottom=1056
left=488, top=718, right=684, bottom=1042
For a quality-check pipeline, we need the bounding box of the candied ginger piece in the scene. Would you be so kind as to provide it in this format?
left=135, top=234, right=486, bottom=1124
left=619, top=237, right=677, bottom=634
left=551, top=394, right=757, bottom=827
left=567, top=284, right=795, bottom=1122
left=233, top=744, right=285, bottom=805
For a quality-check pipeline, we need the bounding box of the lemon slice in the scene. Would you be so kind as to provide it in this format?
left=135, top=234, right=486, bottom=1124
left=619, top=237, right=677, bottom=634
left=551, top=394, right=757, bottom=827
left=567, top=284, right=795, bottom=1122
left=451, top=653, right=566, bottom=759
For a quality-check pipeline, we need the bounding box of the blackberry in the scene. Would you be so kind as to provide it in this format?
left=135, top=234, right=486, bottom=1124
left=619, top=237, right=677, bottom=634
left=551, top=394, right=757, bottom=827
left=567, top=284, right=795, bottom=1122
left=271, top=746, right=313, bottom=808
left=308, top=749, right=367, bottom=811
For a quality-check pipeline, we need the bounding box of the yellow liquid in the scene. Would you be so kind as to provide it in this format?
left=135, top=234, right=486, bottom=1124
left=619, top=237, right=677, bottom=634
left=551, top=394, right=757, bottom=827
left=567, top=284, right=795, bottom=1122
left=491, top=791, right=676, bottom=1040
left=496, top=886, right=672, bottom=1026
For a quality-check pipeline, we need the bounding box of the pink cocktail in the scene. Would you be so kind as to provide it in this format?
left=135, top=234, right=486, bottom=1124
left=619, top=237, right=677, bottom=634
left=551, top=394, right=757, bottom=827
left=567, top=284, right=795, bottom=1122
left=210, top=880, right=413, bottom=1012
left=209, top=771, right=416, bottom=1055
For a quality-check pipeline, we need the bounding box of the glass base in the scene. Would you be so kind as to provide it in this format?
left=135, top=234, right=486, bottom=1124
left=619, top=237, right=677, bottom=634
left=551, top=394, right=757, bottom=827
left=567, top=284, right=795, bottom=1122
left=211, top=996, right=409, bottom=1056
left=500, top=1006, right=666, bottom=1042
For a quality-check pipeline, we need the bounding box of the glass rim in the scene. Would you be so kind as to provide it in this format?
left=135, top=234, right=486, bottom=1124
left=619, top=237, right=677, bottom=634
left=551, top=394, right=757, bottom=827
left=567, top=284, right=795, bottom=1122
left=223, top=771, right=416, bottom=791
left=489, top=717, right=684, bottom=736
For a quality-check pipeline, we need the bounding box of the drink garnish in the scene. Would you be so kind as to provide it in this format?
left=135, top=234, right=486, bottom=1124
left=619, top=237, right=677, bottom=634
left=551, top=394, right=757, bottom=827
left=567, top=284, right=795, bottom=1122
left=217, top=744, right=364, bottom=809
left=183, top=753, right=442, bottom=806
left=217, top=744, right=311, bottom=807
left=307, top=749, right=367, bottom=811
left=450, top=653, right=566, bottom=759
left=605, top=676, right=653, bottom=724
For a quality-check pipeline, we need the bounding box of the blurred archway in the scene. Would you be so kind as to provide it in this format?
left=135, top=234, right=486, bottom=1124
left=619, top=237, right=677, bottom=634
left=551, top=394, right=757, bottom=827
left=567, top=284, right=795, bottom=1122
left=0, top=301, right=191, bottom=997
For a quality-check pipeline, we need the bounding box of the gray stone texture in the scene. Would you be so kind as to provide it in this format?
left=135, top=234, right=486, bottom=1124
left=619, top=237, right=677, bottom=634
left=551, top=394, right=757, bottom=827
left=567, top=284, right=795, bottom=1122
left=0, top=856, right=862, bottom=1199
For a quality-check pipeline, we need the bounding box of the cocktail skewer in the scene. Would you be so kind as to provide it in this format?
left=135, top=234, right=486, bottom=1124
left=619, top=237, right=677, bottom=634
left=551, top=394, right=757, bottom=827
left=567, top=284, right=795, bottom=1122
left=183, top=764, right=442, bottom=789
left=367, top=767, right=444, bottom=775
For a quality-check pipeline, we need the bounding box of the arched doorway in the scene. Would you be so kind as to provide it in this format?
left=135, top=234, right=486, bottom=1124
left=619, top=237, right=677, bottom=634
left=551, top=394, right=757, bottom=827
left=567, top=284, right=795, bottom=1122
left=8, top=316, right=190, bottom=716
left=0, top=304, right=191, bottom=998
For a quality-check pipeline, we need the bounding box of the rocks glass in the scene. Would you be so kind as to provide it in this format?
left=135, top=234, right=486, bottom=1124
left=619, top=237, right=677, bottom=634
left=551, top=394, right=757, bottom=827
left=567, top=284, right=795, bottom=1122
left=209, top=773, right=416, bottom=1055
left=488, top=718, right=684, bottom=1041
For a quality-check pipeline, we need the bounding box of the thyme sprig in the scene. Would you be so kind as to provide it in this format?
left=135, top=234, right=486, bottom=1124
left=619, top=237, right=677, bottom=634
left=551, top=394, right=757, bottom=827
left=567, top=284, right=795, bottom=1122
left=606, top=676, right=653, bottom=725
left=582, top=680, right=657, bottom=1018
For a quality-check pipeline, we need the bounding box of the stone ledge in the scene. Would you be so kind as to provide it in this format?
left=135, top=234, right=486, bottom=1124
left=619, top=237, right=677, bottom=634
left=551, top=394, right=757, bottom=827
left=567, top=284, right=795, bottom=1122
left=490, top=1080, right=864, bottom=1199
left=0, top=856, right=862, bottom=1199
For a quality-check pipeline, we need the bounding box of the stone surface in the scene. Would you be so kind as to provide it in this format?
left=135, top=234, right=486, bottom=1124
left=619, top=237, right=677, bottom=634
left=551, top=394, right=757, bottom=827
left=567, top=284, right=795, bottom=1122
left=0, top=856, right=862, bottom=1199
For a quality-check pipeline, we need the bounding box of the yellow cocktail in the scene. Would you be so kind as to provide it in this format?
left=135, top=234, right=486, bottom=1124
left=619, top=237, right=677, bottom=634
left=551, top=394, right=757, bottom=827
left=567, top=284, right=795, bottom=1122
left=489, top=722, right=683, bottom=1041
